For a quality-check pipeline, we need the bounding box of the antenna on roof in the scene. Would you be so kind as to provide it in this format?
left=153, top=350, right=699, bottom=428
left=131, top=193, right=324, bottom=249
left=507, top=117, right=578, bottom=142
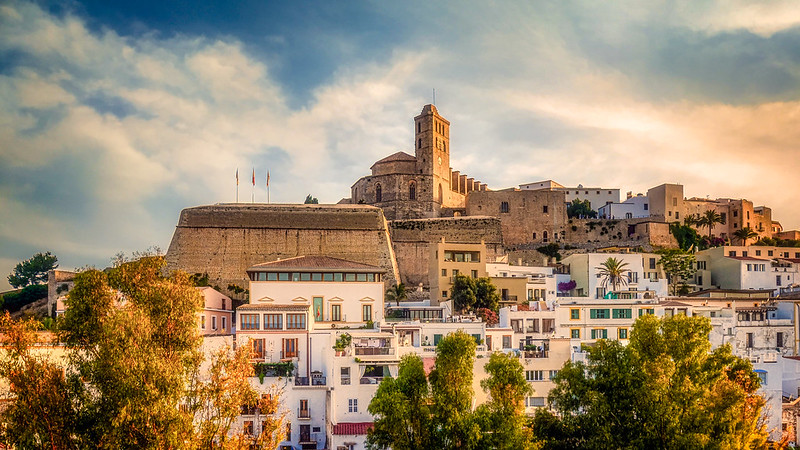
left=433, top=88, right=436, bottom=105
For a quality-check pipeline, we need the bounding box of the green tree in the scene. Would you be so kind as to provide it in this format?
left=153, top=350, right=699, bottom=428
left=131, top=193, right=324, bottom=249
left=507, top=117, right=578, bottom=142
left=534, top=315, right=767, bottom=449
left=7, top=252, right=58, bottom=288
left=669, top=222, right=700, bottom=251
left=733, top=226, right=759, bottom=245
left=1, top=255, right=285, bottom=448
left=697, top=210, right=725, bottom=238
left=385, top=283, right=408, bottom=307
left=566, top=199, right=597, bottom=219
left=596, top=257, right=630, bottom=293
left=304, top=194, right=319, bottom=204
left=429, top=331, right=480, bottom=449
left=450, top=274, right=477, bottom=312
left=367, top=355, right=432, bottom=450
left=475, top=352, right=535, bottom=450
left=656, top=249, right=696, bottom=295
left=474, top=278, right=500, bottom=312
left=536, top=243, right=561, bottom=261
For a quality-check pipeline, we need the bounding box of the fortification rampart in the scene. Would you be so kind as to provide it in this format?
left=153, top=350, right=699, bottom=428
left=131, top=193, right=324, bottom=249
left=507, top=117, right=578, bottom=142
left=165, top=204, right=399, bottom=297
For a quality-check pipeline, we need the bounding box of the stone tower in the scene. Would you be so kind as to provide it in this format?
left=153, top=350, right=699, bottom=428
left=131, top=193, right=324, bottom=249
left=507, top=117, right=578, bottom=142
left=414, top=104, right=451, bottom=208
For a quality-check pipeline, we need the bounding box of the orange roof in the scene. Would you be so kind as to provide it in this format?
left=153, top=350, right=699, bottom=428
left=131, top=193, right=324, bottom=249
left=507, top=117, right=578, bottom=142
left=332, top=422, right=373, bottom=435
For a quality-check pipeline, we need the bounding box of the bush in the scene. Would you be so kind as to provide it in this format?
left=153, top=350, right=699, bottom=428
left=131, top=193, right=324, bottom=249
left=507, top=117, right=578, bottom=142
left=1, top=284, right=47, bottom=311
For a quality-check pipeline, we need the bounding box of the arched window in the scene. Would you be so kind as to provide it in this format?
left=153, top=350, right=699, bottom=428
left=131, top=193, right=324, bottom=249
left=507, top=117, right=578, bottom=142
left=375, top=184, right=382, bottom=203
left=443, top=142, right=446, bottom=152
left=409, top=182, right=416, bottom=200
left=500, top=202, right=509, bottom=213
left=532, top=232, right=537, bottom=240
left=543, top=231, right=549, bottom=243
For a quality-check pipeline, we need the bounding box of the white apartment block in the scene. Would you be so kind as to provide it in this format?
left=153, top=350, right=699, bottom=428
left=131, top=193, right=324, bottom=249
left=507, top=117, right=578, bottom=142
left=560, top=252, right=668, bottom=299
left=597, top=193, right=649, bottom=220
left=519, top=180, right=620, bottom=212
left=694, top=246, right=800, bottom=294
left=486, top=262, right=567, bottom=304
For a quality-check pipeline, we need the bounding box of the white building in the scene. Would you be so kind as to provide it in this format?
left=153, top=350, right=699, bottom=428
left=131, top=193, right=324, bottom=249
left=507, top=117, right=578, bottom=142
left=694, top=246, right=800, bottom=294
left=597, top=194, right=649, bottom=219
left=560, top=252, right=668, bottom=299
left=519, top=180, right=620, bottom=212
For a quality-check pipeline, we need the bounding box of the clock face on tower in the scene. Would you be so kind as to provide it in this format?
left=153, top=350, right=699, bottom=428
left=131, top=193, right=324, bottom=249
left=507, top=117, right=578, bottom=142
left=438, top=156, right=442, bottom=166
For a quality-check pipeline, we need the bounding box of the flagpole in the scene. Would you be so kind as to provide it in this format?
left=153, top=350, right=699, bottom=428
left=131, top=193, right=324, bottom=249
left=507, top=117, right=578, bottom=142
left=235, top=169, right=239, bottom=203
left=251, top=168, right=255, bottom=203
left=267, top=171, right=271, bottom=204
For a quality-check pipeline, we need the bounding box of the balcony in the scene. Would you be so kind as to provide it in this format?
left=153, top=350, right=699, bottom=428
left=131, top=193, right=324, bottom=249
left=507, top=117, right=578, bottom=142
left=295, top=376, right=327, bottom=386
left=501, top=295, right=518, bottom=302
left=360, top=376, right=384, bottom=384
left=297, top=408, right=311, bottom=419
left=523, top=350, right=549, bottom=359
left=354, top=347, right=392, bottom=356
left=299, top=432, right=321, bottom=445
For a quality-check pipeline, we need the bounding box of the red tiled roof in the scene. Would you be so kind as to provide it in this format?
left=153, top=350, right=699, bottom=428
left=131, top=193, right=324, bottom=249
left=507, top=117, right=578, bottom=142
left=779, top=258, right=800, bottom=264
left=332, top=422, right=373, bottom=435
left=247, top=255, right=383, bottom=272
left=236, top=303, right=310, bottom=311
left=659, top=300, right=691, bottom=307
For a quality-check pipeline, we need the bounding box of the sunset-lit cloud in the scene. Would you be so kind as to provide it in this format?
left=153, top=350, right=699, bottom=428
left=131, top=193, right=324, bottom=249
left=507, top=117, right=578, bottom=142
left=0, top=0, right=799, bottom=289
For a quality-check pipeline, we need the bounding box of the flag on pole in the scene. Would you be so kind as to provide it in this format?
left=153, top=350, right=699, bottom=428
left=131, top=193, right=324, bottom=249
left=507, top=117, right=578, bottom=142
left=252, top=168, right=255, bottom=186
left=266, top=171, right=270, bottom=187
left=236, top=169, right=239, bottom=185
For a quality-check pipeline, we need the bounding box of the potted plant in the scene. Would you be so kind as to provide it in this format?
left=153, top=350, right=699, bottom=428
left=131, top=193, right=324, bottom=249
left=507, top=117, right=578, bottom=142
left=333, top=333, right=352, bottom=356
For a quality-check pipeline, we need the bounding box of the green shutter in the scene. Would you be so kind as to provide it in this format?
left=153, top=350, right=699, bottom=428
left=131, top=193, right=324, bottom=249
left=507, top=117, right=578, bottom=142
left=434, top=334, right=442, bottom=346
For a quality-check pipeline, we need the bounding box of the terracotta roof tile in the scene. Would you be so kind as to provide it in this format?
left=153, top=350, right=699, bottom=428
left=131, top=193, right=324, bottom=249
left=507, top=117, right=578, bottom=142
left=236, top=303, right=310, bottom=311
left=332, top=422, right=373, bottom=435
left=727, top=256, right=767, bottom=261
left=373, top=151, right=416, bottom=165
left=247, top=255, right=384, bottom=273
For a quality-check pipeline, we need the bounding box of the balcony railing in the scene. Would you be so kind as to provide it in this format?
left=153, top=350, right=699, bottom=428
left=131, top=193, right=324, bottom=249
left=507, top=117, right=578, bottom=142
left=295, top=376, right=327, bottom=386
left=501, top=295, right=518, bottom=302
left=355, top=347, right=392, bottom=356
left=522, top=350, right=549, bottom=358
left=297, top=408, right=311, bottom=419
left=360, top=376, right=384, bottom=384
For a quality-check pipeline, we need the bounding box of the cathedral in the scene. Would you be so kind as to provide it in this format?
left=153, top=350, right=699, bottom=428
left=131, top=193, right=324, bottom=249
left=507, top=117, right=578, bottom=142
left=346, top=105, right=487, bottom=220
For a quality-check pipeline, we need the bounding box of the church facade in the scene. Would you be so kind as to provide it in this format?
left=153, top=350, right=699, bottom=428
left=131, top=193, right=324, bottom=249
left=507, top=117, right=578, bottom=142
left=347, top=104, right=487, bottom=220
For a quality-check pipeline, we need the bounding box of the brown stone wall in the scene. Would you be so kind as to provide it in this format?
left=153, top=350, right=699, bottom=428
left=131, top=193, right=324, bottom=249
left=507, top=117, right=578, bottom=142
left=389, top=216, right=504, bottom=289
left=465, top=189, right=568, bottom=246
left=351, top=173, right=436, bottom=220
left=165, top=204, right=399, bottom=298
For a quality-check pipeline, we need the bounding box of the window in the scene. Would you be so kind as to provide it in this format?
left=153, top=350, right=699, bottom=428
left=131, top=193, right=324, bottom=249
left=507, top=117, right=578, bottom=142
left=672, top=197, right=677, bottom=206
left=590, top=309, right=610, bottom=319
left=283, top=338, right=298, bottom=358
left=697, top=261, right=706, bottom=270
left=241, top=314, right=260, bottom=330
left=549, top=370, right=559, bottom=380
left=755, top=250, right=761, bottom=256
left=222, top=316, right=227, bottom=330
left=502, top=335, right=511, bottom=348
left=409, top=182, right=416, bottom=200
left=612, top=309, right=632, bottom=319
left=348, top=398, right=358, bottom=413
left=331, top=304, right=342, bottom=322
left=243, top=420, right=254, bottom=435
left=362, top=304, right=372, bottom=322
left=543, top=205, right=548, bottom=214
left=500, top=201, right=509, bottom=213
left=418, top=138, right=422, bottom=149
left=618, top=328, right=628, bottom=339
left=286, top=314, right=306, bottom=329
left=570, top=309, right=580, bottom=320
left=526, top=397, right=546, bottom=407
left=442, top=269, right=447, bottom=277
left=591, top=329, right=608, bottom=339
left=211, top=316, right=217, bottom=330
left=252, top=339, right=265, bottom=359
left=442, top=291, right=447, bottom=298
left=264, top=314, right=283, bottom=329
left=729, top=251, right=737, bottom=257
left=777, top=275, right=782, bottom=286
left=222, top=299, right=227, bottom=310
left=526, top=370, right=544, bottom=381
left=649, top=258, right=656, bottom=269
left=644, top=203, right=648, bottom=210
left=434, top=334, right=443, bottom=346
left=341, top=367, right=351, bottom=385
left=200, top=315, right=205, bottom=329
left=543, top=231, right=548, bottom=243
left=471, top=270, right=478, bottom=278
left=375, top=184, right=382, bottom=202
left=777, top=332, right=785, bottom=348
left=571, top=329, right=580, bottom=339
left=757, top=371, right=767, bottom=385
left=627, top=272, right=638, bottom=283
left=746, top=333, right=754, bottom=349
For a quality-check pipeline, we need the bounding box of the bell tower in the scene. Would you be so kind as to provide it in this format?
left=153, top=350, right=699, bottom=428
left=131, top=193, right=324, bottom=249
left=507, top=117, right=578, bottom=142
left=414, top=104, right=451, bottom=204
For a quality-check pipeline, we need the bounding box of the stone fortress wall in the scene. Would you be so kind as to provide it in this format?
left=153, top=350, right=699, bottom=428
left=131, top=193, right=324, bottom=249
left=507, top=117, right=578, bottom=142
left=165, top=204, right=400, bottom=298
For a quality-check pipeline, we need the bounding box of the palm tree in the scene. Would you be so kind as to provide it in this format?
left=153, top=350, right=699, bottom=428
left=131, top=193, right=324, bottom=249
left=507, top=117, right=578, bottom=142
left=385, top=283, right=407, bottom=307
left=596, top=257, right=630, bottom=294
left=698, top=210, right=725, bottom=237
left=683, top=214, right=700, bottom=227
left=733, top=227, right=758, bottom=245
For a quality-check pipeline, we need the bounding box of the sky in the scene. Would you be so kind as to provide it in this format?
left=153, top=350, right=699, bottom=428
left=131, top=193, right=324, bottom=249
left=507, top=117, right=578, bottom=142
left=1, top=0, right=800, bottom=290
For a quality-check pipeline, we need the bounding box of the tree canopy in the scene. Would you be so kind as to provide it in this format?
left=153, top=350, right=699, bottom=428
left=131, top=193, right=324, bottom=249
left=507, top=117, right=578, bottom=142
left=0, top=256, right=285, bottom=448
left=7, top=251, right=58, bottom=288
left=566, top=199, right=597, bottom=219
left=733, top=226, right=759, bottom=245
left=368, top=331, right=534, bottom=450
left=385, top=283, right=408, bottom=307
left=304, top=194, right=319, bottom=204
left=656, top=249, right=696, bottom=295
left=533, top=315, right=767, bottom=449
left=596, top=257, right=630, bottom=293
left=450, top=274, right=500, bottom=313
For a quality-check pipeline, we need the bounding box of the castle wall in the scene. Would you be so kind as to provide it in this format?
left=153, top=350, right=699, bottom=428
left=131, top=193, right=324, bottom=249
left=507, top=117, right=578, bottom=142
left=165, top=204, right=399, bottom=298
left=465, top=189, right=568, bottom=247
left=389, top=216, right=504, bottom=289
left=351, top=173, right=435, bottom=220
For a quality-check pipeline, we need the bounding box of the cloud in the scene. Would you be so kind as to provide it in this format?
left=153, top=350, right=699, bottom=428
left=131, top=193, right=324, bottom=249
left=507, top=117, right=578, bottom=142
left=1, top=0, right=799, bottom=290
